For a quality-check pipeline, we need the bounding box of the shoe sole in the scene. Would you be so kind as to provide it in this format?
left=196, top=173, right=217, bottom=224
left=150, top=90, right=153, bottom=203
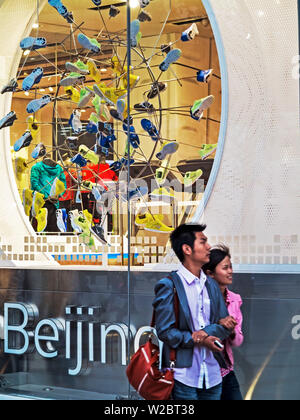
left=192, top=95, right=215, bottom=115
left=130, top=20, right=141, bottom=47
left=0, top=112, right=17, bottom=130
left=93, top=85, right=115, bottom=107
left=200, top=147, right=217, bottom=160
left=65, top=62, right=89, bottom=75
left=184, top=171, right=203, bottom=187
left=60, top=75, right=86, bottom=86
left=14, top=132, right=32, bottom=152
left=156, top=142, right=179, bottom=160
left=78, top=91, right=94, bottom=108
left=20, top=37, right=46, bottom=50
left=141, top=119, right=159, bottom=141
left=144, top=226, right=173, bottom=233
left=26, top=95, right=51, bottom=113
left=149, top=193, right=174, bottom=203
left=78, top=34, right=100, bottom=53
left=89, top=227, right=110, bottom=246
left=22, top=67, right=43, bottom=91
left=159, top=49, right=181, bottom=72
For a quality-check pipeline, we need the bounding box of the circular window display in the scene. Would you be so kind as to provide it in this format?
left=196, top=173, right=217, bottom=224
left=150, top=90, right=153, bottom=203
left=6, top=0, right=221, bottom=266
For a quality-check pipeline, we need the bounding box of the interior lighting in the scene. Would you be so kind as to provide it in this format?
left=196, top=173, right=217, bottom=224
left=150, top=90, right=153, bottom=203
left=129, top=0, right=139, bottom=8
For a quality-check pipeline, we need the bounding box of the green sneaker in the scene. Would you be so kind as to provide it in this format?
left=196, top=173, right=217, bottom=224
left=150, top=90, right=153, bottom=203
left=149, top=187, right=175, bottom=202
left=190, top=95, right=215, bottom=121
left=79, top=144, right=99, bottom=165
left=60, top=72, right=85, bottom=87
left=199, top=143, right=217, bottom=160
left=65, top=60, right=89, bottom=75
left=184, top=169, right=203, bottom=187
left=155, top=159, right=170, bottom=186
left=78, top=87, right=94, bottom=108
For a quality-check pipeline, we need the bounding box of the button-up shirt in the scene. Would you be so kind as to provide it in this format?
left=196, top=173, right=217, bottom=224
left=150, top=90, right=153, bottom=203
left=174, top=264, right=222, bottom=389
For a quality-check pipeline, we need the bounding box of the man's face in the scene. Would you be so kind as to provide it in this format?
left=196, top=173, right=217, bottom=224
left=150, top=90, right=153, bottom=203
left=183, top=232, right=211, bottom=265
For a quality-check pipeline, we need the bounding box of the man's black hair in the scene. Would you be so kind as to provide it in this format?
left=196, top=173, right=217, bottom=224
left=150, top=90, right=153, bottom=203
left=170, top=223, right=207, bottom=263
left=202, top=244, right=231, bottom=274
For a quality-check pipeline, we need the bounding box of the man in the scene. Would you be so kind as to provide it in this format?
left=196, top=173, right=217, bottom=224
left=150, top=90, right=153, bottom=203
left=153, top=224, right=237, bottom=400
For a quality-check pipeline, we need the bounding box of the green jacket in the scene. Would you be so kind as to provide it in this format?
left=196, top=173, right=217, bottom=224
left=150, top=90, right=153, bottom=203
left=30, top=161, right=67, bottom=208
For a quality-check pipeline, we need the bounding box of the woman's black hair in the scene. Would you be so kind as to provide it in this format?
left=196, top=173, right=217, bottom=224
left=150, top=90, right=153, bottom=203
left=170, top=223, right=207, bottom=263
left=202, top=244, right=231, bottom=274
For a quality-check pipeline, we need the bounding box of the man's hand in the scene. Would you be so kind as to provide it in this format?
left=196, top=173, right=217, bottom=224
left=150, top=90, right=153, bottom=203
left=201, top=336, right=224, bottom=353
left=192, top=330, right=209, bottom=344
left=219, top=316, right=237, bottom=331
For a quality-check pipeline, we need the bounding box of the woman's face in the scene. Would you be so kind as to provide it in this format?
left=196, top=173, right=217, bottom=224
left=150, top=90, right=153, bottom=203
left=211, top=256, right=233, bottom=287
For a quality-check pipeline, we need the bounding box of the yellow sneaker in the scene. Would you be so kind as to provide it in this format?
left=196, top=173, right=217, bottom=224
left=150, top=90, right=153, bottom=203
left=31, top=191, right=45, bottom=218
left=36, top=208, right=48, bottom=233
left=82, top=209, right=94, bottom=226
left=135, top=212, right=163, bottom=226
left=144, top=216, right=173, bottom=234
left=122, top=73, right=140, bottom=90
left=15, top=157, right=27, bottom=182
left=22, top=189, right=33, bottom=217
left=26, top=115, right=40, bottom=140
left=64, top=86, right=80, bottom=103
left=111, top=55, right=123, bottom=75
left=49, top=177, right=66, bottom=198
left=87, top=58, right=101, bottom=83
left=150, top=187, right=175, bottom=202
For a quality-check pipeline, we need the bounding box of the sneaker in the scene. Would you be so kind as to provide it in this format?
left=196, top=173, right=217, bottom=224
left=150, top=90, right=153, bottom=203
left=160, top=43, right=172, bottom=54
left=87, top=58, right=101, bottom=83
left=78, top=144, right=99, bottom=164
left=56, top=208, right=68, bottom=232
left=27, top=115, right=40, bottom=139
left=71, top=153, right=87, bottom=167
left=135, top=212, right=164, bottom=226
left=155, top=159, right=170, bottom=185
left=32, top=143, right=47, bottom=160
left=147, top=82, right=167, bottom=99
left=111, top=55, right=123, bottom=75
left=122, top=73, right=140, bottom=90
left=22, top=67, right=43, bottom=91
left=14, top=131, right=33, bottom=152
left=78, top=87, right=95, bottom=108
left=60, top=73, right=86, bottom=87
left=15, top=157, right=27, bottom=182
left=199, top=143, right=217, bottom=160
left=184, top=169, right=203, bottom=187
left=144, top=215, right=173, bottom=234
left=109, top=5, right=120, bottom=18
left=1, top=78, right=18, bottom=94
left=134, top=101, right=155, bottom=113
left=141, top=118, right=159, bottom=141
left=90, top=224, right=110, bottom=245
left=181, top=23, right=199, bottom=42
left=66, top=136, right=78, bottom=150
left=93, top=84, right=115, bottom=107
left=36, top=208, right=48, bottom=233
left=92, top=0, right=102, bottom=6
left=69, top=109, right=82, bottom=133
left=69, top=210, right=83, bottom=233
left=22, top=189, right=33, bottom=216
left=190, top=95, right=214, bottom=121
left=65, top=60, right=89, bottom=75
left=86, top=119, right=98, bottom=134
left=156, top=140, right=179, bottom=160
left=77, top=34, right=101, bottom=54
left=139, top=0, right=150, bottom=7
left=20, top=37, right=47, bottom=51
left=159, top=48, right=181, bottom=72
left=48, top=0, right=73, bottom=23
left=64, top=86, right=80, bottom=103
left=130, top=20, right=141, bottom=48
left=31, top=191, right=45, bottom=218
left=150, top=187, right=175, bottom=202
left=123, top=123, right=140, bottom=149
left=26, top=95, right=51, bottom=113
left=197, top=69, right=213, bottom=83
left=138, top=10, right=152, bottom=22
left=110, top=108, right=123, bottom=123
left=49, top=177, right=66, bottom=198
left=0, top=111, right=17, bottom=130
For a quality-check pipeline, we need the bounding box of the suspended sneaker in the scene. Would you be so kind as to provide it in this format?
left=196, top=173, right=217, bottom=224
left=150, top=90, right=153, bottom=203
left=138, top=10, right=152, bottom=22
left=15, top=157, right=27, bottom=182
left=31, top=191, right=46, bottom=218
left=122, top=73, right=140, bottom=90
left=65, top=60, right=89, bottom=75
left=69, top=210, right=82, bottom=233
left=20, top=37, right=47, bottom=51
left=32, top=143, right=47, bottom=160
left=130, top=20, right=141, bottom=48
left=197, top=69, right=213, bottom=83
left=22, top=189, right=33, bottom=217
left=149, top=187, right=175, bottom=202
left=190, top=95, right=215, bottom=121
left=69, top=109, right=82, bottom=133
left=144, top=216, right=173, bottom=234
left=78, top=87, right=95, bottom=108
left=92, top=0, right=102, bottom=6
left=181, top=23, right=199, bottom=42
left=93, top=84, right=115, bottom=107
left=139, top=0, right=150, bottom=7
left=56, top=209, right=68, bottom=233
left=184, top=169, right=203, bottom=187
left=90, top=225, right=109, bottom=246
left=64, top=86, right=80, bottom=103
left=48, top=0, right=73, bottom=23
left=79, top=144, right=99, bottom=165
left=155, top=159, right=171, bottom=185
left=134, top=101, right=155, bottom=113
left=22, top=67, right=43, bottom=91
left=199, top=143, right=218, bottom=160
left=0, top=111, right=17, bottom=130
left=123, top=123, right=140, bottom=149
left=160, top=43, right=172, bottom=54
left=49, top=177, right=66, bottom=198
left=1, top=78, right=18, bottom=94
left=141, top=118, right=159, bottom=141
left=26, top=95, right=51, bottom=113
left=86, top=114, right=99, bottom=134
left=66, top=136, right=78, bottom=150
left=147, top=82, right=167, bottom=99
left=27, top=115, right=40, bottom=139
left=14, top=131, right=33, bottom=152
left=71, top=153, right=88, bottom=167
left=60, top=72, right=86, bottom=87
left=159, top=49, right=181, bottom=72
left=36, top=208, right=48, bottom=233
left=109, top=5, right=120, bottom=18
left=87, top=58, right=101, bottom=83
left=156, top=140, right=179, bottom=160
left=77, top=34, right=101, bottom=54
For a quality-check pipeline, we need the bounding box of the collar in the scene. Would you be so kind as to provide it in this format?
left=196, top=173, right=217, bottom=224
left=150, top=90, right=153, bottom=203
left=177, top=263, right=207, bottom=285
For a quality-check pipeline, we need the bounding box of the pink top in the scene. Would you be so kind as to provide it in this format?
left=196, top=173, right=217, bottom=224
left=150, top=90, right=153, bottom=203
left=221, top=289, right=244, bottom=377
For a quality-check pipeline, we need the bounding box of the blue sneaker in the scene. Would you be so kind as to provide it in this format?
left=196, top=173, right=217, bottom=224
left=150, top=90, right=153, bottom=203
left=130, top=20, right=140, bottom=48
left=14, top=131, right=33, bottom=152
left=120, top=157, right=135, bottom=167
left=77, top=34, right=101, bottom=54
left=48, top=0, right=73, bottom=23
left=141, top=118, right=159, bottom=141
left=31, top=143, right=46, bottom=159
left=69, top=110, right=82, bottom=133
left=26, top=95, right=51, bottom=113
left=197, top=69, right=213, bottom=83
left=0, top=111, right=17, bottom=130
left=22, top=67, right=43, bottom=91
left=123, top=123, right=140, bottom=149
left=127, top=186, right=148, bottom=202
left=86, top=121, right=98, bottom=133
left=181, top=23, right=199, bottom=42
left=20, top=37, right=47, bottom=51
left=71, top=153, right=87, bottom=167
left=110, top=160, right=123, bottom=172
left=56, top=208, right=68, bottom=233
left=159, top=48, right=181, bottom=72
left=92, top=0, right=102, bottom=5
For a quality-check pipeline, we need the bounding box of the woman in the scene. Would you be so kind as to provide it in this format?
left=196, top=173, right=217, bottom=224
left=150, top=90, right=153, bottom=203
left=203, top=245, right=244, bottom=400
